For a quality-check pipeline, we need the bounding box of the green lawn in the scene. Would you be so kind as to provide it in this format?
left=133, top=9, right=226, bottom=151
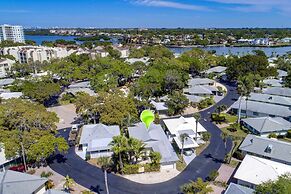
left=220, top=113, right=238, bottom=123
left=227, top=159, right=240, bottom=168
left=176, top=155, right=186, bottom=172
left=221, top=124, right=248, bottom=139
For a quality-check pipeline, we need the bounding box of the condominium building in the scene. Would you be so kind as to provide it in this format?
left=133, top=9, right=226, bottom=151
left=0, top=46, right=75, bottom=63
left=0, top=24, right=25, bottom=43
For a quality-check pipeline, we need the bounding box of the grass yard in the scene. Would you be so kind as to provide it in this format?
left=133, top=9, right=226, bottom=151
left=220, top=113, right=238, bottom=123
left=221, top=124, right=248, bottom=139
left=176, top=155, right=186, bottom=172
left=196, top=141, right=210, bottom=155
left=227, top=159, right=240, bottom=168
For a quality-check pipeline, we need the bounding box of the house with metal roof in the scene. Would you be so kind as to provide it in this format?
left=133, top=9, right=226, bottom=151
left=183, top=85, right=218, bottom=96
left=263, top=79, right=283, bottom=87
left=0, top=170, right=47, bottom=194
left=79, top=124, right=120, bottom=159
left=128, top=122, right=179, bottom=169
left=184, top=94, right=204, bottom=103
left=234, top=154, right=291, bottom=189
left=230, top=98, right=291, bottom=121
left=203, top=66, right=227, bottom=75
left=263, top=87, right=291, bottom=98
left=242, top=117, right=291, bottom=137
left=187, top=78, right=214, bottom=86
left=64, top=81, right=97, bottom=96
left=239, top=134, right=291, bottom=165
left=150, top=100, right=168, bottom=115
left=277, top=69, right=288, bottom=80
left=224, top=183, right=254, bottom=194
left=247, top=92, right=291, bottom=108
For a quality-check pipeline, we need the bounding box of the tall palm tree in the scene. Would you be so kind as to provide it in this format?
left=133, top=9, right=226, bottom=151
left=221, top=132, right=227, bottom=151
left=127, top=137, right=145, bottom=163
left=109, top=135, right=128, bottom=174
left=193, top=113, right=201, bottom=142
left=99, top=157, right=112, bottom=194
left=237, top=75, right=254, bottom=122
left=180, top=133, right=189, bottom=159
left=63, top=175, right=75, bottom=192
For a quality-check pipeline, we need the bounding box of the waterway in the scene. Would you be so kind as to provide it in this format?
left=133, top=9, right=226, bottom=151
left=25, top=35, right=291, bottom=56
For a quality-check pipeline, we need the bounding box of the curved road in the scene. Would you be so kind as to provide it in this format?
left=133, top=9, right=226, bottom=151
left=50, top=81, right=239, bottom=194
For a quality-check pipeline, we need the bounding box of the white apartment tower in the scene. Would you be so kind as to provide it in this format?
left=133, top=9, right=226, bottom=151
left=0, top=24, right=25, bottom=43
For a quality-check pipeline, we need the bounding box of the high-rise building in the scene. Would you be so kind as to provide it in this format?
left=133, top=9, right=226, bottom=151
left=0, top=24, right=25, bottom=43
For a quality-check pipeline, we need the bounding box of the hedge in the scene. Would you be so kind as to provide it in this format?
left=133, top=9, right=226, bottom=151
left=144, top=163, right=160, bottom=172
left=211, top=113, right=226, bottom=122
left=122, top=164, right=139, bottom=174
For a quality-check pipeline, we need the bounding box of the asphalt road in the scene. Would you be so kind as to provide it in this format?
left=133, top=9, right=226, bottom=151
left=50, top=81, right=239, bottom=194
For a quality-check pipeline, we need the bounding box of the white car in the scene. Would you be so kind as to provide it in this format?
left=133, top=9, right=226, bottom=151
left=71, top=124, right=78, bottom=131
left=183, top=150, right=193, bottom=156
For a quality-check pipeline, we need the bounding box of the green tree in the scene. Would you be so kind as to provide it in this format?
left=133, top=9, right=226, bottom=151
left=193, top=113, right=201, bottom=142
left=127, top=137, right=145, bottom=164
left=110, top=135, right=128, bottom=173
left=74, top=93, right=98, bottom=124
left=180, top=178, right=213, bottom=194
left=149, top=151, right=161, bottom=165
left=180, top=133, right=189, bottom=159
left=255, top=173, right=291, bottom=194
left=63, top=175, right=75, bottom=192
left=27, top=134, right=68, bottom=162
left=166, top=91, right=189, bottom=116
left=97, top=91, right=138, bottom=126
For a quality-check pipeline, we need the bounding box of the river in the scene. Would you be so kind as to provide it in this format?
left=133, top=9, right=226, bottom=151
left=25, top=35, right=291, bottom=56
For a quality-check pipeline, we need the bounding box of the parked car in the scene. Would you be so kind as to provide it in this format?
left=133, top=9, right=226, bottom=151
left=71, top=124, right=79, bottom=131
left=183, top=149, right=193, bottom=156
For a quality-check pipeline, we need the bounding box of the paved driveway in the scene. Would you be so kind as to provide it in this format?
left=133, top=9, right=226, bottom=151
left=50, top=81, right=239, bottom=194
left=48, top=104, right=77, bottom=130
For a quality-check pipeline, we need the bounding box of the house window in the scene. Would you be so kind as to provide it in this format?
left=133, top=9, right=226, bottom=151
left=241, top=110, right=246, bottom=114
left=269, top=114, right=275, bottom=117
left=253, top=112, right=258, bottom=116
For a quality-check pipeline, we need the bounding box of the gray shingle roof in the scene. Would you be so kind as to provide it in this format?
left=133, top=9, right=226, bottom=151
left=239, top=134, right=291, bottom=164
left=68, top=81, right=90, bottom=88
left=150, top=100, right=168, bottom=111
left=188, top=78, right=214, bottom=86
left=263, top=87, right=291, bottom=98
left=231, top=98, right=291, bottom=118
left=242, top=117, right=291, bottom=133
left=242, top=117, right=291, bottom=134
left=0, top=79, right=15, bottom=87
left=248, top=93, right=291, bottom=107
left=263, top=79, right=283, bottom=87
left=80, top=124, right=120, bottom=152
left=277, top=69, right=288, bottom=77
left=185, top=94, right=204, bottom=103
left=204, top=66, right=227, bottom=74
left=128, top=123, right=179, bottom=164
left=184, top=85, right=217, bottom=95
left=224, top=183, right=254, bottom=194
left=0, top=170, right=47, bottom=194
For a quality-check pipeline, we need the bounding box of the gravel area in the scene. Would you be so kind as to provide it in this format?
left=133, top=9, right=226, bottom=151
left=122, top=168, right=181, bottom=184
left=48, top=104, right=77, bottom=130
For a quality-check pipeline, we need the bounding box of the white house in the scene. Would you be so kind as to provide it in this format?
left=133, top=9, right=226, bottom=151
left=78, top=124, right=120, bottom=159
left=234, top=154, right=291, bottom=189
left=163, top=116, right=207, bottom=152
left=0, top=58, right=14, bottom=78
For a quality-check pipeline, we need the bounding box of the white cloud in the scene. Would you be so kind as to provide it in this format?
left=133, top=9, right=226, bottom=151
left=132, top=0, right=210, bottom=11
left=207, top=0, right=291, bottom=14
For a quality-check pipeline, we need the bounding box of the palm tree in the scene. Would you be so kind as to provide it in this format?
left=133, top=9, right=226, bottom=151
left=109, top=135, right=128, bottom=174
left=63, top=175, right=75, bottom=192
left=237, top=75, right=254, bottom=122
left=180, top=178, right=213, bottom=194
left=180, top=133, right=189, bottom=158
left=127, top=137, right=145, bottom=163
left=193, top=113, right=201, bottom=142
left=99, top=157, right=112, bottom=194
left=221, top=132, right=227, bottom=151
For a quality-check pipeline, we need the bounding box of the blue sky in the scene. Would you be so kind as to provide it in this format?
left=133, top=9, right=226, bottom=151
left=0, top=0, right=291, bottom=28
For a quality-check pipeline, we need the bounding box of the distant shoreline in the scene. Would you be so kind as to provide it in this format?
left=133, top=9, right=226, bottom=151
left=167, top=44, right=291, bottom=48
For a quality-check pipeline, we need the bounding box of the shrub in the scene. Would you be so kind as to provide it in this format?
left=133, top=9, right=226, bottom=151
left=122, top=164, right=140, bottom=175
left=198, top=97, right=215, bottom=110
left=211, top=113, right=226, bottom=123
left=202, top=132, right=211, bottom=142
left=149, top=151, right=161, bottom=165
left=45, top=179, right=54, bottom=189
left=286, top=130, right=291, bottom=138
left=144, top=163, right=160, bottom=172
left=227, top=123, right=239, bottom=132
left=233, top=151, right=244, bottom=160
left=41, top=171, right=54, bottom=178
left=268, top=133, right=277, bottom=138
left=207, top=170, right=219, bottom=181
left=85, top=154, right=91, bottom=161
